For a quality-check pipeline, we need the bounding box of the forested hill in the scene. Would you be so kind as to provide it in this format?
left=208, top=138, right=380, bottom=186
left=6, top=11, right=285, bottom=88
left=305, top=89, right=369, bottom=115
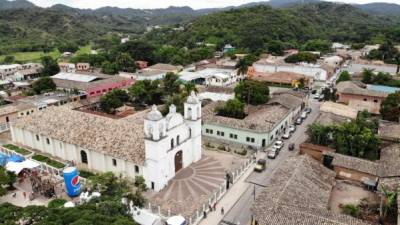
left=152, top=3, right=400, bottom=52
left=0, top=0, right=35, bottom=9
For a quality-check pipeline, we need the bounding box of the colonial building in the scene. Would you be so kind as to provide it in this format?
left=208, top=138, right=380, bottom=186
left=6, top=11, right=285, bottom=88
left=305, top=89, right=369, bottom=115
left=10, top=92, right=202, bottom=191
left=202, top=93, right=303, bottom=149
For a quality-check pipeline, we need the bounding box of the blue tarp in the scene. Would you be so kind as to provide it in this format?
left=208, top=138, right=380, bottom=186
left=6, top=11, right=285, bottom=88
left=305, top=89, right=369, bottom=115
left=7, top=155, right=24, bottom=163
left=0, top=153, right=8, bottom=166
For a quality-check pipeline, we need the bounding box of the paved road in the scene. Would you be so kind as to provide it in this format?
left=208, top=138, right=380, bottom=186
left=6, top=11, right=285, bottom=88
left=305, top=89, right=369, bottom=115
left=221, top=98, right=321, bottom=225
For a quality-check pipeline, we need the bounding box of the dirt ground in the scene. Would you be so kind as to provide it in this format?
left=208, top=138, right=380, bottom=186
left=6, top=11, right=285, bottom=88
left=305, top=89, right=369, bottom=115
left=329, top=180, right=380, bottom=214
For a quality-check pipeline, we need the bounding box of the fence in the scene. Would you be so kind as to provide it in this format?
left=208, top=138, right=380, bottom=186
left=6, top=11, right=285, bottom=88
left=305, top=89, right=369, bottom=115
left=145, top=155, right=256, bottom=225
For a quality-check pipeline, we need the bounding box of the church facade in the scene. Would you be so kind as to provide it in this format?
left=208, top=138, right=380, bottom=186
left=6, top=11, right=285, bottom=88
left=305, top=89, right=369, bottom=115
left=10, top=92, right=202, bottom=192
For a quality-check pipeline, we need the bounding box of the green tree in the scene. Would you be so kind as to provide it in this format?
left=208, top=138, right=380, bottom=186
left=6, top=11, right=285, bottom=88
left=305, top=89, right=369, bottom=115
left=101, top=61, right=118, bottom=75
left=302, top=39, right=331, bottom=53
left=32, top=77, right=56, bottom=94
left=216, top=98, right=246, bottom=119
left=0, top=167, right=16, bottom=196
left=40, top=56, right=60, bottom=76
left=381, top=186, right=399, bottom=219
left=57, top=41, right=79, bottom=53
left=306, top=123, right=332, bottom=146
left=285, top=52, right=319, bottom=64
left=336, top=71, right=351, bottom=84
left=2, top=55, right=14, bottom=64
left=235, top=54, right=258, bottom=75
left=100, top=93, right=123, bottom=114
left=267, top=41, right=284, bottom=56
left=162, top=73, right=181, bottom=96
left=116, top=53, right=137, bottom=73
left=129, top=80, right=163, bottom=106
left=361, top=69, right=374, bottom=84
left=380, top=92, right=400, bottom=122
left=134, top=176, right=147, bottom=192
left=234, top=80, right=270, bottom=105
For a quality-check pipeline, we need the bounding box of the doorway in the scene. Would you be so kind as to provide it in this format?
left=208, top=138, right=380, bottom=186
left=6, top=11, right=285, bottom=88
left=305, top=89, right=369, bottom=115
left=174, top=150, right=183, bottom=173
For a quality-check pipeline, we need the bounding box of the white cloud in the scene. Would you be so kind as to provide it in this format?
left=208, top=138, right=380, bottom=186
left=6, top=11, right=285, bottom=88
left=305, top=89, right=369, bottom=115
left=28, top=0, right=400, bottom=9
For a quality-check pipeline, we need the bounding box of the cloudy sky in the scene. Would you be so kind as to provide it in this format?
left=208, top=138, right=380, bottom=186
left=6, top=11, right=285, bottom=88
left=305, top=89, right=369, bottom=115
left=27, top=0, right=400, bottom=9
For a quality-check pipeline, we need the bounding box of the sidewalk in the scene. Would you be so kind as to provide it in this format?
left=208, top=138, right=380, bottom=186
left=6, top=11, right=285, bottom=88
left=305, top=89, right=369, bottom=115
left=199, top=164, right=255, bottom=225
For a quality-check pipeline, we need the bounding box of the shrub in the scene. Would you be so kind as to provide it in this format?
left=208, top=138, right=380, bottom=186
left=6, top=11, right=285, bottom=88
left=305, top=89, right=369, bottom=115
left=134, top=176, right=147, bottom=192
left=341, top=204, right=361, bottom=218
left=48, top=199, right=67, bottom=208
left=79, top=170, right=95, bottom=179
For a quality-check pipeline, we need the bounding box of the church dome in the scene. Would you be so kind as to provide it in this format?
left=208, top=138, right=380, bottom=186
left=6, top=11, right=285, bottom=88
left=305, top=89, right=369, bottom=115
left=146, top=105, right=163, bottom=121
left=186, top=91, right=199, bottom=104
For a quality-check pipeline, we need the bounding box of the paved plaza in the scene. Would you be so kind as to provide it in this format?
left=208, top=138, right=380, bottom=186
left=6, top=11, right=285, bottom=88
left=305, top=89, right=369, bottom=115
left=147, top=150, right=248, bottom=218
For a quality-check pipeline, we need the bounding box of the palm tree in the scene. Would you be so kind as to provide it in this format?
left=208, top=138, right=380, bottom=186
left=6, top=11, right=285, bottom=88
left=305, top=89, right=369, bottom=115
left=182, top=82, right=198, bottom=97
left=235, top=59, right=249, bottom=75
left=381, top=186, right=399, bottom=219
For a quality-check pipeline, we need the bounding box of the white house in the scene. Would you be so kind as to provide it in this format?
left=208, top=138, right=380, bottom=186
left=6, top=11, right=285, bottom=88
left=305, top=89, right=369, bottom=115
left=10, top=92, right=202, bottom=191
left=179, top=68, right=242, bottom=87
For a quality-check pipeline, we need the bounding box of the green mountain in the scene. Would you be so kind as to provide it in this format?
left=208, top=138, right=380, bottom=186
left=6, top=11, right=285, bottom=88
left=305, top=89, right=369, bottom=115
left=0, top=0, right=35, bottom=10
left=356, top=3, right=400, bottom=16
left=157, top=2, right=399, bottom=52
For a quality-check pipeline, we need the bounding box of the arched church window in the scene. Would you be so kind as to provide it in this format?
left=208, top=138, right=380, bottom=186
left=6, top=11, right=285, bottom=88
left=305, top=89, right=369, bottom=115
left=177, top=135, right=180, bottom=145
left=171, top=138, right=174, bottom=149
left=80, top=150, right=88, bottom=164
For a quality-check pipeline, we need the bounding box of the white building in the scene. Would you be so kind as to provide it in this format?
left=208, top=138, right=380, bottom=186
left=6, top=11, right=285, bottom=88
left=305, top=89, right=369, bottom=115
left=0, top=63, right=43, bottom=81
left=10, top=92, right=202, bottom=191
left=179, top=68, right=242, bottom=87
left=323, top=56, right=343, bottom=68
left=252, top=60, right=328, bottom=81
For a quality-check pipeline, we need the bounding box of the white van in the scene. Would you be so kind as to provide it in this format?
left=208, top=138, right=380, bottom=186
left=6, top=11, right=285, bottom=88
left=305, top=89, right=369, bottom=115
left=301, top=112, right=307, bottom=119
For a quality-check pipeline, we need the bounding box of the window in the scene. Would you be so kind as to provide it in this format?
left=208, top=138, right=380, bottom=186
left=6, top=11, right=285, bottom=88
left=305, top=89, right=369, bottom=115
left=80, top=150, right=88, bottom=164
left=221, top=132, right=224, bottom=137
left=364, top=98, right=367, bottom=101
left=112, top=159, right=117, bottom=166
left=246, top=137, right=250, bottom=142
left=135, top=165, right=139, bottom=173
left=251, top=138, right=255, bottom=143
left=270, top=135, right=274, bottom=140
left=151, top=182, right=155, bottom=190
left=217, top=131, right=224, bottom=136
left=177, top=135, right=180, bottom=145
left=230, top=134, right=237, bottom=139
left=374, top=99, right=378, bottom=103
left=46, top=138, right=50, bottom=145
left=171, top=138, right=174, bottom=149
left=36, top=135, right=40, bottom=141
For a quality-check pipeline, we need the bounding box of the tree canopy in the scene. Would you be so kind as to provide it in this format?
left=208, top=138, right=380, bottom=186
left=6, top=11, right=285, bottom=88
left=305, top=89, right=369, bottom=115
left=380, top=92, right=400, bottom=122
left=32, top=77, right=56, bottom=94
left=234, top=80, right=270, bottom=105
left=216, top=98, right=246, bottom=119
left=336, top=71, right=351, bottom=84
left=40, top=56, right=60, bottom=77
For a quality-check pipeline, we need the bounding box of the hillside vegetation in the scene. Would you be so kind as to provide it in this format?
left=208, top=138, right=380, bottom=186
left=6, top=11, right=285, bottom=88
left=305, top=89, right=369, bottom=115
left=152, top=3, right=400, bottom=52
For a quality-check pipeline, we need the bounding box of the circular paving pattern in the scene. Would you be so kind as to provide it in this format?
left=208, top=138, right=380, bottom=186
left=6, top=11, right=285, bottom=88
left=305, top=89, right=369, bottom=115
left=151, top=155, right=226, bottom=216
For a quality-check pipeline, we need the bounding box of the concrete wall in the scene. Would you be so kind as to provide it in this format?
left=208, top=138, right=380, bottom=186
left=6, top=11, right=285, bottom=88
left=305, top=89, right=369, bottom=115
left=86, top=79, right=134, bottom=98
left=300, top=143, right=335, bottom=162
left=333, top=166, right=377, bottom=183
left=337, top=93, right=385, bottom=114
left=253, top=63, right=328, bottom=81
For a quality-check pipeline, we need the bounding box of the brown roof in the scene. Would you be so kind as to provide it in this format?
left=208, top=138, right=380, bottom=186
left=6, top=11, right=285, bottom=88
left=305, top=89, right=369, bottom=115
left=52, top=75, right=131, bottom=91
left=12, top=105, right=146, bottom=165
left=325, top=152, right=379, bottom=176
left=378, top=121, right=400, bottom=142
left=315, top=112, right=352, bottom=126
left=202, top=102, right=290, bottom=133
left=378, top=144, right=400, bottom=178
left=252, top=71, right=307, bottom=84
left=147, top=63, right=182, bottom=72
left=252, top=155, right=370, bottom=225
left=336, top=81, right=388, bottom=98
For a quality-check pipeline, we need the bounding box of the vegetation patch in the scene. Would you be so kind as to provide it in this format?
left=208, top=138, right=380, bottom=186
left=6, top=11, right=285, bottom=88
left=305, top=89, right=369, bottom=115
left=32, top=154, right=65, bottom=169
left=3, top=144, right=31, bottom=156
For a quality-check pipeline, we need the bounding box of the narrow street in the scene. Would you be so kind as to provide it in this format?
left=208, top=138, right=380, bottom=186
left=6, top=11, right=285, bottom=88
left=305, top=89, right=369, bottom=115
left=220, top=98, right=321, bottom=225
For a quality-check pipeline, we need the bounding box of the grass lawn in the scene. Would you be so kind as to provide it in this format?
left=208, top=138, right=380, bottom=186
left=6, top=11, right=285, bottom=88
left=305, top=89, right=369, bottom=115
left=0, top=50, right=61, bottom=63
left=0, top=44, right=91, bottom=63
left=3, top=144, right=31, bottom=156
left=32, top=154, right=65, bottom=169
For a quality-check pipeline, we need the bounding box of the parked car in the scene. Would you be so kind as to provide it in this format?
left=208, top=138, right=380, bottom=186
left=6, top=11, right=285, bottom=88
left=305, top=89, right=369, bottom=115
left=274, top=140, right=284, bottom=150
left=254, top=159, right=267, bottom=172
left=301, top=112, right=307, bottom=119
left=295, top=118, right=303, bottom=125
left=289, top=125, right=296, bottom=133
left=282, top=132, right=291, bottom=139
left=313, top=93, right=320, bottom=99
left=267, top=149, right=279, bottom=159
left=288, top=143, right=295, bottom=151
left=305, top=108, right=312, bottom=114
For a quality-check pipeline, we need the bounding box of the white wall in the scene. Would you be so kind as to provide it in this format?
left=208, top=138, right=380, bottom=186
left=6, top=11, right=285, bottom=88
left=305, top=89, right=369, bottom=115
left=253, top=63, right=327, bottom=81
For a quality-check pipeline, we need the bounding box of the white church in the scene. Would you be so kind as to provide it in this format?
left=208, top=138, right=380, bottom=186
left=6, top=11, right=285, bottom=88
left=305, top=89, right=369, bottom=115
left=10, top=92, right=202, bottom=191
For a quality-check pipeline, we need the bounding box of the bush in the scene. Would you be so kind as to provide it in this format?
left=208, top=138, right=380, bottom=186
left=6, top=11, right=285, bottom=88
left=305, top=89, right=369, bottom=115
left=48, top=199, right=67, bottom=208
left=216, top=98, right=246, bottom=119
left=3, top=144, right=31, bottom=156
left=134, top=176, right=147, bottom=192
left=341, top=204, right=361, bottom=218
